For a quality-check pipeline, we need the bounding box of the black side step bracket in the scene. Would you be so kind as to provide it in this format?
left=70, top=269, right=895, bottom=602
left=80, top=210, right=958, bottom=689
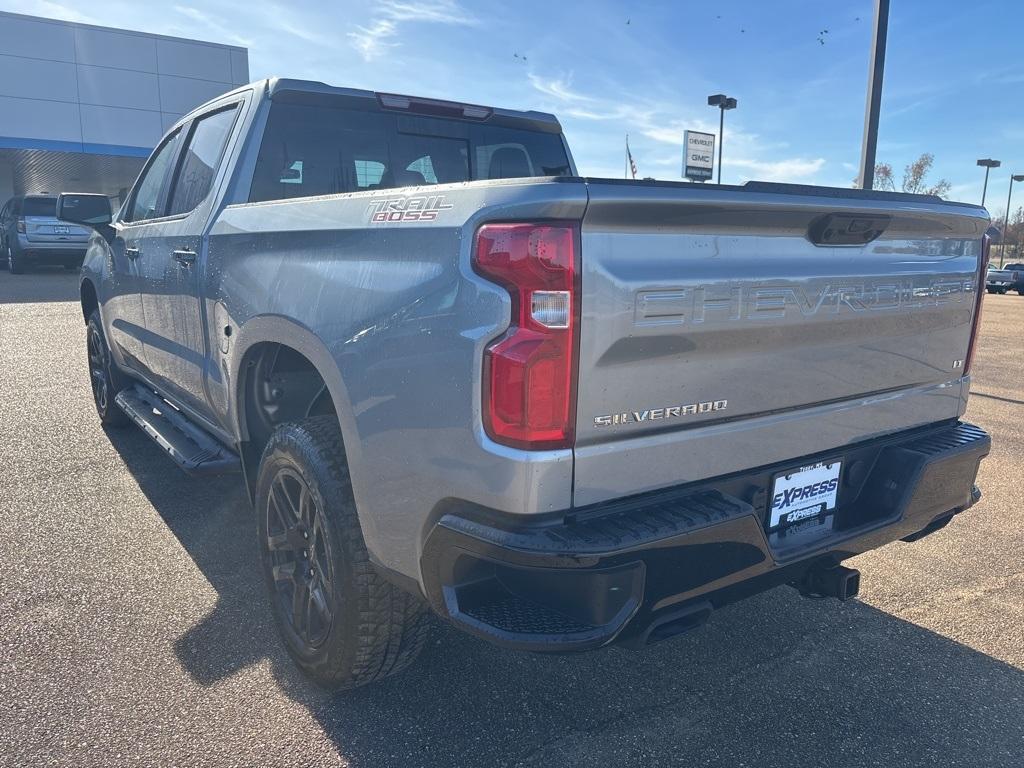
left=115, top=385, right=241, bottom=476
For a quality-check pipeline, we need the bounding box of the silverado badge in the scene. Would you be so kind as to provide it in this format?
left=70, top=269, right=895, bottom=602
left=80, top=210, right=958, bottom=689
left=594, top=400, right=728, bottom=427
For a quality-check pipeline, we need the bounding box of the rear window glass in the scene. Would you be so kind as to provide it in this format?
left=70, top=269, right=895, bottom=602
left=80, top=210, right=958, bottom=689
left=249, top=103, right=571, bottom=203
left=22, top=198, right=57, bottom=217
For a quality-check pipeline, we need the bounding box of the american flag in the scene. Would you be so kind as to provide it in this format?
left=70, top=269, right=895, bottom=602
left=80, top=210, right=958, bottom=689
left=626, top=135, right=638, bottom=179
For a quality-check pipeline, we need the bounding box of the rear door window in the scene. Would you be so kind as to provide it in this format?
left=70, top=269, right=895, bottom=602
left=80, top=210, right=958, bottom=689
left=249, top=102, right=570, bottom=203
left=22, top=198, right=57, bottom=217
left=168, top=106, right=239, bottom=216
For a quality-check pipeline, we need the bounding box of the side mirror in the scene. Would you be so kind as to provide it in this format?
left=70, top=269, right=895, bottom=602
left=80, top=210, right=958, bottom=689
left=57, top=193, right=112, bottom=228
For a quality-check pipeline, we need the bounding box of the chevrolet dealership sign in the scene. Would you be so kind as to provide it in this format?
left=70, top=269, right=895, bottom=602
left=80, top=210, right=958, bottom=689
left=683, top=130, right=715, bottom=181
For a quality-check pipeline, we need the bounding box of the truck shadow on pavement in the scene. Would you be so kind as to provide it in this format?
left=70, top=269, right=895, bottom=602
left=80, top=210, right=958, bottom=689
left=0, top=268, right=81, bottom=303
left=106, top=426, right=1024, bottom=768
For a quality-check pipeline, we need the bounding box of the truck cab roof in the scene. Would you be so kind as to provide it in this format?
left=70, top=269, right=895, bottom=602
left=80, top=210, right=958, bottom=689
left=261, top=77, right=563, bottom=135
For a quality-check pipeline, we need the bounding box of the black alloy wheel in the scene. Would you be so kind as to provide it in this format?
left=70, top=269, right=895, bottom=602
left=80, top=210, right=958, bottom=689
left=87, top=322, right=111, bottom=415
left=265, top=466, right=335, bottom=650
left=86, top=310, right=129, bottom=426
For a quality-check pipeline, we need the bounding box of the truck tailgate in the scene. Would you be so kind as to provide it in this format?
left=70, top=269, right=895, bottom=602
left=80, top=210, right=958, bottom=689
left=573, top=181, right=988, bottom=506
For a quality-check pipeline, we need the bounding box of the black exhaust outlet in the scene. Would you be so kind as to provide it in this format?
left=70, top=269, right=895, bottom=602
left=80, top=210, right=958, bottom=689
left=793, top=565, right=860, bottom=601
left=619, top=601, right=713, bottom=649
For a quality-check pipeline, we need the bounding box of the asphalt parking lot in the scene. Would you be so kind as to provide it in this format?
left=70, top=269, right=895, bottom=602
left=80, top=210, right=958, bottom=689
left=1, top=269, right=1022, bottom=767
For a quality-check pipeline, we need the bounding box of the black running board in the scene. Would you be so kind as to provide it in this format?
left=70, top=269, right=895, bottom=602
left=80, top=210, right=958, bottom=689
left=115, top=385, right=241, bottom=476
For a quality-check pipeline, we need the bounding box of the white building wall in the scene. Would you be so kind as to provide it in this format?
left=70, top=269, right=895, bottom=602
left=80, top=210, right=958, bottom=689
left=0, top=12, right=249, bottom=154
left=0, top=160, right=13, bottom=204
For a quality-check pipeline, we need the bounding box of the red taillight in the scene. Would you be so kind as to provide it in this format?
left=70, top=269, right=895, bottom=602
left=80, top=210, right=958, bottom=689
left=964, top=234, right=990, bottom=375
left=16, top=218, right=25, bottom=234
left=474, top=222, right=579, bottom=449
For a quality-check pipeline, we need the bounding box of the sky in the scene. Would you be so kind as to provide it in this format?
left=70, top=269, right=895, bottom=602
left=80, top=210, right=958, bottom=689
left=4, top=0, right=1023, bottom=211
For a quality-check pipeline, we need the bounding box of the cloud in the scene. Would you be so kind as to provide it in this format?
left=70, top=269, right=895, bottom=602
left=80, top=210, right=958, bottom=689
left=527, top=74, right=594, bottom=103
left=528, top=72, right=828, bottom=184
left=349, top=0, right=476, bottom=62
left=377, top=0, right=474, bottom=24
left=349, top=19, right=400, bottom=61
left=173, top=6, right=252, bottom=47
left=729, top=157, right=826, bottom=182
left=1, top=0, right=95, bottom=23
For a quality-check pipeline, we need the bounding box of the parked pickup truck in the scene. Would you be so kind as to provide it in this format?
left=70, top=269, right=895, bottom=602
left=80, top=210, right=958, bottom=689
left=61, top=78, right=992, bottom=690
left=986, top=263, right=1024, bottom=294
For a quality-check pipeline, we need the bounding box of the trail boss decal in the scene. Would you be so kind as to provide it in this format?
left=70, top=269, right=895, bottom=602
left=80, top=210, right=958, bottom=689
left=594, top=399, right=727, bottom=427
left=367, top=195, right=453, bottom=223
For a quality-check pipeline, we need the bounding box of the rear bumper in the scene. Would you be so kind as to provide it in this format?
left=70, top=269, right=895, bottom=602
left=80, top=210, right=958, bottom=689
left=16, top=234, right=88, bottom=257
left=420, top=421, right=989, bottom=651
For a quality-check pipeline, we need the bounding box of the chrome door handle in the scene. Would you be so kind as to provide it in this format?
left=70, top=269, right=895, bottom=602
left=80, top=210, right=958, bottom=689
left=173, top=249, right=196, bottom=267
left=125, top=246, right=141, bottom=259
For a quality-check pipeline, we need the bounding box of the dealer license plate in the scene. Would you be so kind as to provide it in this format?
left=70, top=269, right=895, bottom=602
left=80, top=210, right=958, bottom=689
left=768, top=460, right=842, bottom=530
left=53, top=225, right=70, bottom=234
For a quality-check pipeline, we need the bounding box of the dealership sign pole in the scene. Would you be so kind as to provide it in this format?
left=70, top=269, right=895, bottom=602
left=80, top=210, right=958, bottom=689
left=683, top=130, right=715, bottom=182
left=857, top=0, right=890, bottom=189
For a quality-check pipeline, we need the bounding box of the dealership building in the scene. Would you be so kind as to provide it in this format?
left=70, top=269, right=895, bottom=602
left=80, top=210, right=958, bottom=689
left=0, top=11, right=249, bottom=208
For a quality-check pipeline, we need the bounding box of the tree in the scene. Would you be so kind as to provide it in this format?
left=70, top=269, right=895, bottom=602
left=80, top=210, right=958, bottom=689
left=871, top=153, right=951, bottom=197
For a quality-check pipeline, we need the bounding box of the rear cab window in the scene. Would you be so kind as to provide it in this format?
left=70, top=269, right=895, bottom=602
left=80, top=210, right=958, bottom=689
left=249, top=102, right=571, bottom=203
left=22, top=198, right=57, bottom=217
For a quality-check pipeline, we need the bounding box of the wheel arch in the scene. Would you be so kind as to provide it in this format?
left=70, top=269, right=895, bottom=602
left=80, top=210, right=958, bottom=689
left=80, top=278, right=99, bottom=325
left=230, top=316, right=361, bottom=503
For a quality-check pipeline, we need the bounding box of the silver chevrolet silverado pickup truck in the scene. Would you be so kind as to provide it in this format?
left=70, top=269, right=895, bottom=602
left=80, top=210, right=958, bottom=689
left=61, top=78, right=992, bottom=690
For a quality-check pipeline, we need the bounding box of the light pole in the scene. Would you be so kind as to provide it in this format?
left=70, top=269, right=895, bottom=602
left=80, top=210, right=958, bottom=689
left=707, top=94, right=737, bottom=184
left=858, top=0, right=890, bottom=189
left=977, top=158, right=1001, bottom=206
left=1001, top=173, right=1024, bottom=267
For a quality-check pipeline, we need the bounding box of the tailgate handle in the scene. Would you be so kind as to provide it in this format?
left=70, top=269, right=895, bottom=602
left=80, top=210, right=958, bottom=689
left=808, top=213, right=890, bottom=246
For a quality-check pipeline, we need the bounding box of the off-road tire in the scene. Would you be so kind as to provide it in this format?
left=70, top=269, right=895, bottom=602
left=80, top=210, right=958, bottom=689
left=86, top=310, right=130, bottom=426
left=8, top=245, right=25, bottom=274
left=256, top=415, right=430, bottom=690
